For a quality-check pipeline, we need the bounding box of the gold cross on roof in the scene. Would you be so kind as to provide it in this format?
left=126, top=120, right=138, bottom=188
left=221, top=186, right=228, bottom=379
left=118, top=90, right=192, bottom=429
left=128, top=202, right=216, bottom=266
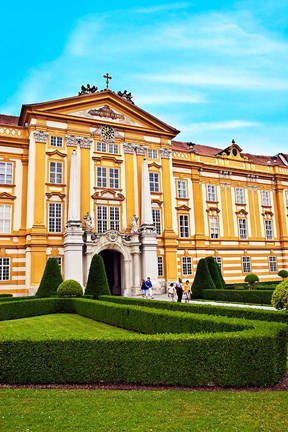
left=103, top=73, right=112, bottom=89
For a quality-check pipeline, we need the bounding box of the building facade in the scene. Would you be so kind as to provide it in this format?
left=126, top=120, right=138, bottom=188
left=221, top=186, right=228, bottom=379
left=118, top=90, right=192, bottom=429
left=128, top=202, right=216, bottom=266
left=1, top=86, right=288, bottom=296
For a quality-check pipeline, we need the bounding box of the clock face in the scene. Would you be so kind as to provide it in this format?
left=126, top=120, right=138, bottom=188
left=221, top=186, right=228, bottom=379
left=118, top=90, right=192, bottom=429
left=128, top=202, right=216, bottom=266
left=101, top=125, right=115, bottom=141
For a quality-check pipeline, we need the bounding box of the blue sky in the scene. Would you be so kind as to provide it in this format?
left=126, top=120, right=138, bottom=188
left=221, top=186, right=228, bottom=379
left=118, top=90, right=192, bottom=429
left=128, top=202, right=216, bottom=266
left=1, top=0, right=288, bottom=155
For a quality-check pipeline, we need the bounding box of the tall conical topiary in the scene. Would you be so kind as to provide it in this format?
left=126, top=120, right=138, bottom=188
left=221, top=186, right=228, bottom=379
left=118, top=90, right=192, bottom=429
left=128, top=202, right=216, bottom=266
left=205, top=256, right=225, bottom=290
left=85, top=254, right=111, bottom=298
left=191, top=258, right=216, bottom=298
left=36, top=257, right=63, bottom=297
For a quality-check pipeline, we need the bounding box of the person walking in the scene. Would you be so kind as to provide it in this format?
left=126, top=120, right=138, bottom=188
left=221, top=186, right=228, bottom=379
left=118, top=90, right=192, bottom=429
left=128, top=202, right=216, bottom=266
left=168, top=282, right=176, bottom=301
left=145, top=277, right=153, bottom=299
left=175, top=278, right=183, bottom=303
left=183, top=280, right=191, bottom=303
left=141, top=279, right=147, bottom=298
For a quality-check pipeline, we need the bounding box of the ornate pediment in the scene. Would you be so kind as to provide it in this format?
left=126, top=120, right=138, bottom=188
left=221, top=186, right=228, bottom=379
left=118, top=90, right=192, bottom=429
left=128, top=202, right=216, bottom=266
left=216, top=140, right=248, bottom=161
left=46, top=149, right=67, bottom=158
left=0, top=192, right=16, bottom=200
left=175, top=204, right=191, bottom=211
left=70, top=105, right=142, bottom=126
left=92, top=189, right=125, bottom=201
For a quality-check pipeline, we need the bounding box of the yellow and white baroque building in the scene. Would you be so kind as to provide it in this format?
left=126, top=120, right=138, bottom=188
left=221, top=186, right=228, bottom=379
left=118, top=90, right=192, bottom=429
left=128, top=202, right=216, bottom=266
left=1, top=87, right=288, bottom=296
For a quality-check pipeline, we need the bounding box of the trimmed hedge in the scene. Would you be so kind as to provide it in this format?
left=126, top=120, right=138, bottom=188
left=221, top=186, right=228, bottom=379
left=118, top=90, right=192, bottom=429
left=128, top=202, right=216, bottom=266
left=0, top=298, right=287, bottom=387
left=202, top=289, right=273, bottom=305
left=0, top=298, right=63, bottom=321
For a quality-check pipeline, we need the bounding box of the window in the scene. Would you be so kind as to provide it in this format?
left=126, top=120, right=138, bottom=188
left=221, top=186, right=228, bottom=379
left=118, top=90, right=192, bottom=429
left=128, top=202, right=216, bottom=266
left=152, top=209, right=161, bottom=235
left=48, top=203, right=62, bottom=232
left=235, top=187, right=245, bottom=204
left=207, top=184, right=216, bottom=202
left=0, top=257, right=10, bottom=280
left=157, top=256, right=164, bottom=277
left=265, top=220, right=273, bottom=240
left=149, top=173, right=159, bottom=192
left=97, top=141, right=106, bottom=153
left=49, top=162, right=62, bottom=184
left=97, top=167, right=107, bottom=188
left=148, top=149, right=158, bottom=159
left=0, top=162, right=13, bottom=184
left=97, top=206, right=120, bottom=233
left=209, top=216, right=219, bottom=239
left=177, top=180, right=187, bottom=198
left=242, top=256, right=251, bottom=273
left=55, top=257, right=62, bottom=269
left=269, top=256, right=277, bottom=272
left=214, top=256, right=222, bottom=272
left=179, top=215, right=189, bottom=238
left=108, top=143, right=118, bottom=154
left=261, top=190, right=270, bottom=206
left=182, top=256, right=192, bottom=275
left=109, top=168, right=119, bottom=189
left=0, top=204, right=12, bottom=233
left=238, top=218, right=247, bottom=240
left=50, top=136, right=63, bottom=147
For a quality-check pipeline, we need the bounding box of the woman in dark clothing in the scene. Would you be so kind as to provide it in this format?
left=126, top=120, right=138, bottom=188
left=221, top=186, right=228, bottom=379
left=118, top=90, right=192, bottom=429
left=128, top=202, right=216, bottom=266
left=175, top=278, right=183, bottom=302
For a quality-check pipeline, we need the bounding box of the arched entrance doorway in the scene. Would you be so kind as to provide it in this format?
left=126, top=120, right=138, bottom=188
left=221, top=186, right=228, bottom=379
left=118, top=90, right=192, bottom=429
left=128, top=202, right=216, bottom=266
left=99, top=249, right=122, bottom=295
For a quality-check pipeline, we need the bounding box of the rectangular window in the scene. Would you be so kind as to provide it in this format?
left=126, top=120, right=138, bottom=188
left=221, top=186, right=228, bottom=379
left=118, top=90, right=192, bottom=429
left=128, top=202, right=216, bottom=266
left=157, top=256, right=164, bottom=277
left=238, top=218, right=247, bottom=240
left=179, top=215, right=189, bottom=238
left=109, top=168, right=119, bottom=189
left=242, top=256, right=251, bottom=273
left=0, top=204, right=12, bottom=233
left=152, top=209, right=161, bottom=235
left=97, top=167, right=107, bottom=188
left=108, top=143, right=118, bottom=154
left=50, top=136, right=63, bottom=147
left=269, top=256, right=277, bottom=272
left=265, top=220, right=273, bottom=240
left=97, top=206, right=108, bottom=233
left=261, top=190, right=270, bottom=206
left=214, top=256, right=222, bottom=272
left=148, top=149, right=158, bottom=159
left=149, top=173, right=160, bottom=192
left=207, top=184, right=217, bottom=202
left=209, top=216, right=219, bottom=239
left=110, top=207, right=120, bottom=231
left=235, top=187, right=245, bottom=204
left=177, top=180, right=187, bottom=198
left=182, top=256, right=192, bottom=275
left=97, top=142, right=106, bottom=153
left=48, top=203, right=62, bottom=233
left=49, top=162, right=62, bottom=184
left=0, top=257, right=10, bottom=280
left=0, top=162, right=13, bottom=184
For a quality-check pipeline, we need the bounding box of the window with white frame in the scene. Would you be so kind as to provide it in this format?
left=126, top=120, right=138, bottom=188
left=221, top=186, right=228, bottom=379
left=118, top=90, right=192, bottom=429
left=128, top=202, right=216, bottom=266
left=214, top=256, right=222, bottom=272
left=177, top=180, right=187, bottom=198
left=207, top=184, right=217, bottom=201
left=49, top=162, right=63, bottom=184
left=149, top=172, right=160, bottom=192
left=261, top=190, right=270, bottom=206
left=0, top=204, right=12, bottom=233
left=179, top=215, right=189, bottom=238
left=0, top=257, right=10, bottom=280
left=182, top=256, right=192, bottom=275
left=55, top=256, right=62, bottom=269
left=109, top=168, right=119, bottom=189
left=96, top=167, right=119, bottom=188
left=96, top=141, right=106, bottom=152
left=97, top=206, right=120, bottom=233
left=157, top=256, right=164, bottom=277
left=48, top=203, right=62, bottom=233
left=209, top=216, right=219, bottom=239
left=108, top=143, right=118, bottom=154
left=0, top=162, right=13, bottom=184
left=97, top=167, right=107, bottom=188
left=235, top=187, right=245, bottom=204
left=238, top=218, right=247, bottom=240
left=50, top=136, right=63, bottom=147
left=269, top=256, right=277, bottom=272
left=152, top=209, right=161, bottom=235
left=242, top=256, right=251, bottom=273
left=265, top=220, right=273, bottom=239
left=148, top=149, right=158, bottom=159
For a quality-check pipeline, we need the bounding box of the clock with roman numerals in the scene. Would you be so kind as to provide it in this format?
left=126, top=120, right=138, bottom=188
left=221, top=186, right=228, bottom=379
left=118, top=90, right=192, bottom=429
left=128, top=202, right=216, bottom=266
left=101, top=125, right=115, bottom=141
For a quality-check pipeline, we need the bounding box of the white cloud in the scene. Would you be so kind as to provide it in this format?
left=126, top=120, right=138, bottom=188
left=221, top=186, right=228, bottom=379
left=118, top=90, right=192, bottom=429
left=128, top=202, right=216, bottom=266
left=135, top=2, right=190, bottom=14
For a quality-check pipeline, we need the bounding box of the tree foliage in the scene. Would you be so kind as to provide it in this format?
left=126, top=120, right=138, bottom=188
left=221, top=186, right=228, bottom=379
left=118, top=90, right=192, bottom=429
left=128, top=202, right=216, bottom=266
left=272, top=279, right=288, bottom=310
left=36, top=257, right=63, bottom=298
left=205, top=256, right=225, bottom=290
left=191, top=258, right=216, bottom=299
left=85, top=254, right=111, bottom=298
left=57, top=279, right=83, bottom=297
left=244, top=273, right=259, bottom=289
left=278, top=269, right=288, bottom=279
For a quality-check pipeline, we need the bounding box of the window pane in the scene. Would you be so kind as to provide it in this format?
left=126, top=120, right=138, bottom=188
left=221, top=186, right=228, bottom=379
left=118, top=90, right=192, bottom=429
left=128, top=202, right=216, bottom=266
left=152, top=209, right=161, bottom=235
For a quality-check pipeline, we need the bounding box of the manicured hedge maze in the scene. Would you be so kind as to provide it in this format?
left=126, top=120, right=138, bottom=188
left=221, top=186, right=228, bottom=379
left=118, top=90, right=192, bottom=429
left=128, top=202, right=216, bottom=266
left=0, top=298, right=287, bottom=387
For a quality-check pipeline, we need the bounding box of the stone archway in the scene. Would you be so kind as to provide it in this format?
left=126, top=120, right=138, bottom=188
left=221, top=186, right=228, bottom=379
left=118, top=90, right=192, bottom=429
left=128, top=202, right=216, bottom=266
left=99, top=249, right=122, bottom=295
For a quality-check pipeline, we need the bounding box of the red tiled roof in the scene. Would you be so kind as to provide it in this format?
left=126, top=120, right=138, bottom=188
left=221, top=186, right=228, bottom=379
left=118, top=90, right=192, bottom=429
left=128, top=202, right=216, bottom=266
left=0, top=114, right=19, bottom=126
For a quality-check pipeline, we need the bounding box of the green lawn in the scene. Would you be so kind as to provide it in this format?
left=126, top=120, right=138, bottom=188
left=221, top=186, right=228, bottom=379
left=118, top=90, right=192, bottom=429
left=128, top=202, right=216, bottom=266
left=0, top=314, right=138, bottom=340
left=0, top=388, right=287, bottom=432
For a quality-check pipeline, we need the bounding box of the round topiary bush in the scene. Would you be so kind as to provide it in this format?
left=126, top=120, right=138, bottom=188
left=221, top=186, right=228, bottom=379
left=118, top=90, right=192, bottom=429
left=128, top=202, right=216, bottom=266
left=271, top=279, right=288, bottom=310
left=278, top=269, right=288, bottom=279
left=57, top=279, right=83, bottom=297
left=244, top=273, right=259, bottom=289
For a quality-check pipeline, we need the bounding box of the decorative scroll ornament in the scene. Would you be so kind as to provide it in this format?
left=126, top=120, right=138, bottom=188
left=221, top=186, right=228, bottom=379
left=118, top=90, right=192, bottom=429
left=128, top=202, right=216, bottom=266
left=160, top=148, right=172, bottom=159
left=135, top=145, right=148, bottom=156
left=66, top=135, right=93, bottom=148
left=88, top=105, right=125, bottom=121
left=33, top=131, right=48, bottom=143
left=106, top=230, right=119, bottom=242
left=123, top=143, right=135, bottom=154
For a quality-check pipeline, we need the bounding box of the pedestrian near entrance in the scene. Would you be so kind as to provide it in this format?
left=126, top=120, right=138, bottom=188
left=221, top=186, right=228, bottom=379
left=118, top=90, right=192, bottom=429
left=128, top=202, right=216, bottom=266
left=183, top=280, right=191, bottom=303
left=168, top=282, right=176, bottom=301
left=145, top=277, right=153, bottom=299
left=141, top=279, right=147, bottom=298
left=175, top=278, right=183, bottom=303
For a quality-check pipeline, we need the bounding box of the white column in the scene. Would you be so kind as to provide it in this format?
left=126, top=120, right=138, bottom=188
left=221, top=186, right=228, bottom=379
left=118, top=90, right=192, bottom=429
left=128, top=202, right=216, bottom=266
left=141, top=159, right=153, bottom=225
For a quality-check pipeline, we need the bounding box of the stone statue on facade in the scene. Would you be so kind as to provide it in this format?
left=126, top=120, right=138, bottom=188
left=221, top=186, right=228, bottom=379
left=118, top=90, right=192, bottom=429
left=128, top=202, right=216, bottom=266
left=78, top=84, right=98, bottom=95
left=131, top=215, right=139, bottom=233
left=83, top=212, right=93, bottom=231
